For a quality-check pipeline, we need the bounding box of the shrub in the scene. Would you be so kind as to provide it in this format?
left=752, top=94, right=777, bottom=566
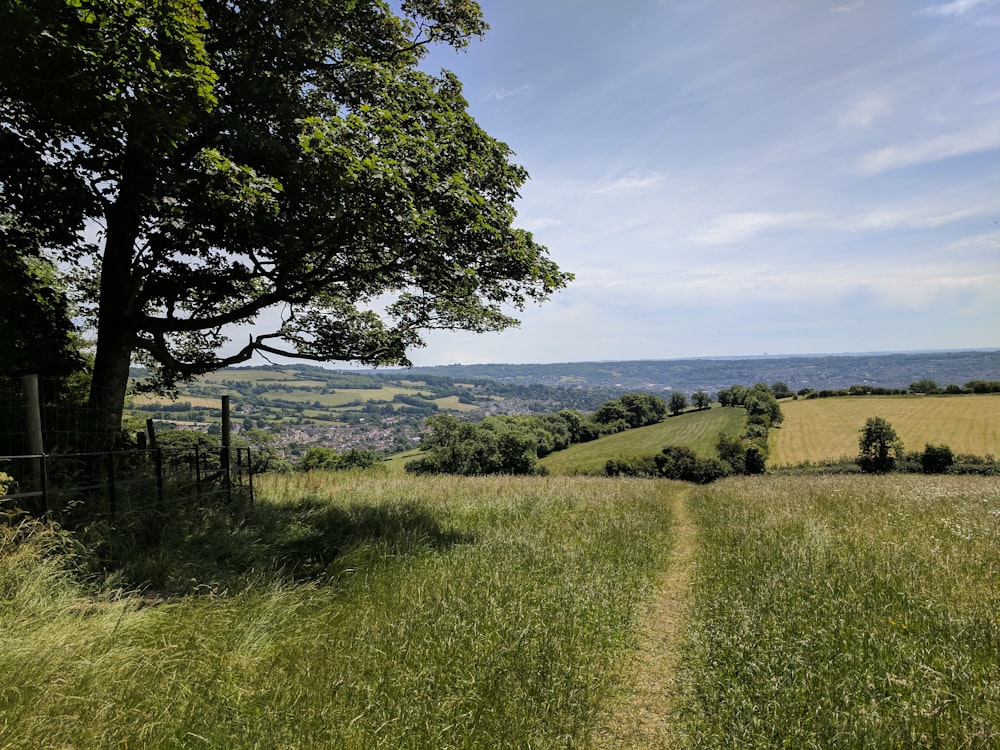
left=920, top=444, right=954, bottom=474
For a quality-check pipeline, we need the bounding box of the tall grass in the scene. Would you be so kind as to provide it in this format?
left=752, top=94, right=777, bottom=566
left=0, top=474, right=679, bottom=748
left=676, top=474, right=1000, bottom=748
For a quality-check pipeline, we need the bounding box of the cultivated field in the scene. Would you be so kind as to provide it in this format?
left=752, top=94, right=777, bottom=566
left=2, top=473, right=996, bottom=747
left=540, top=405, right=745, bottom=475
left=770, top=394, right=1000, bottom=466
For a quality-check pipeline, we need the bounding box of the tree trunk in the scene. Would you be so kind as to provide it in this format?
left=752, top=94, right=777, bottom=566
left=87, top=322, right=135, bottom=451
left=86, top=132, right=148, bottom=451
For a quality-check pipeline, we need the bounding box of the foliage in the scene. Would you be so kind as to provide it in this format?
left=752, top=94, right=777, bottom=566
left=909, top=378, right=939, bottom=394
left=856, top=416, right=904, bottom=473
left=920, top=443, right=954, bottom=474
left=654, top=445, right=730, bottom=483
left=593, top=392, right=667, bottom=429
left=692, top=391, right=712, bottom=410
left=405, top=414, right=541, bottom=475
left=1, top=0, right=570, bottom=444
left=606, top=445, right=731, bottom=483
left=0, top=252, right=85, bottom=378
left=668, top=392, right=688, bottom=416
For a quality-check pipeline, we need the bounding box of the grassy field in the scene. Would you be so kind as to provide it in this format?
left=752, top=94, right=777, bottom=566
left=0, top=474, right=679, bottom=749
left=3, top=473, right=996, bottom=747
left=771, top=394, right=1000, bottom=466
left=258, top=385, right=424, bottom=406
left=676, top=474, right=1000, bottom=747
left=540, top=406, right=745, bottom=475
left=129, top=394, right=222, bottom=409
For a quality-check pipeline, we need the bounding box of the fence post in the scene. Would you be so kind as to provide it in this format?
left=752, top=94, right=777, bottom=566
left=106, top=451, right=117, bottom=518
left=246, top=447, right=255, bottom=505
left=221, top=395, right=232, bottom=502
left=154, top=447, right=164, bottom=506
left=194, top=444, right=202, bottom=499
left=21, top=375, right=44, bottom=494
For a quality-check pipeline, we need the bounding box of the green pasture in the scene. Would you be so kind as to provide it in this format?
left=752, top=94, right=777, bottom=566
left=540, top=406, right=745, bottom=475
left=129, top=394, right=223, bottom=409
left=2, top=473, right=997, bottom=747
left=0, top=474, right=678, bottom=749
left=258, top=385, right=423, bottom=406
left=771, top=394, right=1000, bottom=465
left=676, top=474, right=1000, bottom=747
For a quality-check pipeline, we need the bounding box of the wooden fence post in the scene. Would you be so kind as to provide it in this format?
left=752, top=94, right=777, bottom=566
left=21, top=375, right=45, bottom=509
left=221, top=395, right=232, bottom=502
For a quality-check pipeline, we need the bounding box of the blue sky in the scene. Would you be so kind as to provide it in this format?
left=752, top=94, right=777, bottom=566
left=400, top=0, right=1000, bottom=365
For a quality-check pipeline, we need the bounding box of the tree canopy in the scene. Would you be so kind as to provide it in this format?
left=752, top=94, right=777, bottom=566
left=1, top=0, right=570, bottom=445
left=856, top=416, right=904, bottom=473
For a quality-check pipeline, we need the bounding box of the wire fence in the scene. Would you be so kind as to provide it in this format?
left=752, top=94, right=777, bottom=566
left=0, top=376, right=254, bottom=525
left=0, top=446, right=254, bottom=525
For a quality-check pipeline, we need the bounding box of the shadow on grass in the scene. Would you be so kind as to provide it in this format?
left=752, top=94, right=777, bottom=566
left=84, top=496, right=474, bottom=597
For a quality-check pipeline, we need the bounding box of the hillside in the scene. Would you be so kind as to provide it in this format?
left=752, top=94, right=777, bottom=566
left=400, top=350, right=1000, bottom=393
left=770, top=393, right=1000, bottom=466
left=539, top=406, right=745, bottom=476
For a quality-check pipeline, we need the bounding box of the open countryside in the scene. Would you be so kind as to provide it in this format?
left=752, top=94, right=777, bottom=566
left=771, top=394, right=1000, bottom=466
left=2, top=472, right=996, bottom=747
left=540, top=406, right=745, bottom=476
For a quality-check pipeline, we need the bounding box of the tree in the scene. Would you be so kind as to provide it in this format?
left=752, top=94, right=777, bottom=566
left=1, top=1, right=570, bottom=447
left=909, top=379, right=939, bottom=394
left=617, top=392, right=667, bottom=428
left=668, top=392, right=688, bottom=416
left=857, top=417, right=904, bottom=473
left=692, top=391, right=712, bottom=410
left=0, top=251, right=84, bottom=379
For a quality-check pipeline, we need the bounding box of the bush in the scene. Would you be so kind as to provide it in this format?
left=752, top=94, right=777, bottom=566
left=605, top=456, right=659, bottom=478
left=920, top=444, right=954, bottom=474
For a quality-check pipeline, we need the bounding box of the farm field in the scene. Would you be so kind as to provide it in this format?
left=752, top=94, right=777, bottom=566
left=2, top=473, right=996, bottom=748
left=540, top=405, right=745, bottom=475
left=770, top=394, right=1000, bottom=466
left=129, top=394, right=222, bottom=409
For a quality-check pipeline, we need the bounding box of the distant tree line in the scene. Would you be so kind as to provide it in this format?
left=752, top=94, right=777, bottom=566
left=796, top=379, right=1000, bottom=399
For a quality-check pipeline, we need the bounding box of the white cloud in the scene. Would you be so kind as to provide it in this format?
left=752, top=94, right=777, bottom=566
left=839, top=93, right=891, bottom=129
left=490, top=84, right=530, bottom=101
left=830, top=1, right=868, bottom=13
left=920, top=0, right=995, bottom=16
left=688, top=212, right=819, bottom=245
left=520, top=216, right=563, bottom=232
left=586, top=171, right=667, bottom=195
left=846, top=206, right=982, bottom=230
left=857, top=120, right=1000, bottom=173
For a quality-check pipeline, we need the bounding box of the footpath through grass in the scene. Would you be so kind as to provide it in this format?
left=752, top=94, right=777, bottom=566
left=3, top=472, right=997, bottom=747
left=0, top=474, right=680, bottom=749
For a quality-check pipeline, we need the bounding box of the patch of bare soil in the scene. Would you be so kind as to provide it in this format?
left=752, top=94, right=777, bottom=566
left=590, top=487, right=695, bottom=749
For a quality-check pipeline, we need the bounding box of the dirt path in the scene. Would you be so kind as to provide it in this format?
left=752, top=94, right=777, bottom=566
left=590, top=486, right=697, bottom=749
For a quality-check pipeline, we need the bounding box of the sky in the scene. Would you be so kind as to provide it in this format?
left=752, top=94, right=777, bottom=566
left=390, top=0, right=1000, bottom=366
